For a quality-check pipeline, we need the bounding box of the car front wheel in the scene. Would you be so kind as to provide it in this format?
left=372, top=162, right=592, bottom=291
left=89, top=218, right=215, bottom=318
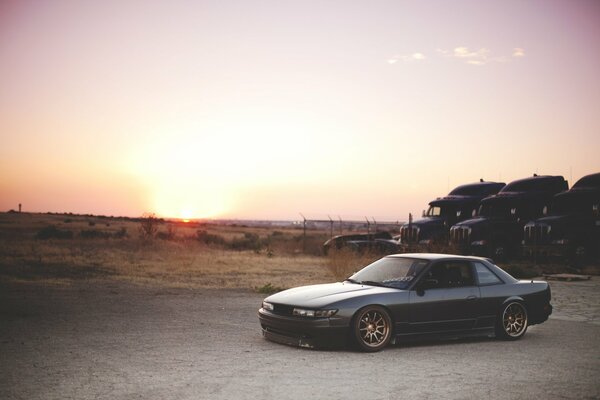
left=353, top=306, right=392, bottom=352
left=496, top=301, right=528, bottom=340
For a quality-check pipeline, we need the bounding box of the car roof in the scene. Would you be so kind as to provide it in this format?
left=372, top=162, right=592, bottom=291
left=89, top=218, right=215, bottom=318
left=386, top=253, right=491, bottom=262
left=384, top=253, right=517, bottom=284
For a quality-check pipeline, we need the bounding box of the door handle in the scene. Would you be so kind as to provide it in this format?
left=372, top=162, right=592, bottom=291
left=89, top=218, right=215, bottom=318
left=466, top=295, right=477, bottom=300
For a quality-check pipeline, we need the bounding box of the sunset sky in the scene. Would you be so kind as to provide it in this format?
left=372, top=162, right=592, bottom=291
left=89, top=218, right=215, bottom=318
left=1, top=0, right=599, bottom=221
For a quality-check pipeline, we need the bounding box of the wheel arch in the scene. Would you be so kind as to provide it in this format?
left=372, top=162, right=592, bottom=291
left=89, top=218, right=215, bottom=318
left=501, top=296, right=525, bottom=307
left=350, top=303, right=396, bottom=334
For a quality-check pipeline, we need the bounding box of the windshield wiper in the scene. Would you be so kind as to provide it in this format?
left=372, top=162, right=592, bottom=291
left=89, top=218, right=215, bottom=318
left=358, top=280, right=388, bottom=288
left=344, top=278, right=360, bottom=284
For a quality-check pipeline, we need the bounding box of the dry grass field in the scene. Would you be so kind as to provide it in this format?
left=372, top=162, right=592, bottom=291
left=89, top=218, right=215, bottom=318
left=0, top=212, right=378, bottom=291
left=1, top=212, right=597, bottom=292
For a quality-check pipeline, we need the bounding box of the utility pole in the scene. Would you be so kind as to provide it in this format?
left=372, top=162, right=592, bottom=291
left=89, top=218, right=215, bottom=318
left=300, top=213, right=307, bottom=253
left=408, top=213, right=413, bottom=244
left=338, top=216, right=343, bottom=235
left=328, top=215, right=334, bottom=239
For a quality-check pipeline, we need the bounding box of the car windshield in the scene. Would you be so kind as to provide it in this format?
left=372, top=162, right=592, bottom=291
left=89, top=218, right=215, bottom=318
left=551, top=193, right=599, bottom=216
left=478, top=201, right=513, bottom=218
left=348, top=257, right=428, bottom=289
left=426, top=205, right=453, bottom=217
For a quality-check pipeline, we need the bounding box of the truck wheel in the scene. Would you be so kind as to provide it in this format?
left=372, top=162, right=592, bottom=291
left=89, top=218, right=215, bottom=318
left=571, top=245, right=588, bottom=268
left=493, top=244, right=509, bottom=261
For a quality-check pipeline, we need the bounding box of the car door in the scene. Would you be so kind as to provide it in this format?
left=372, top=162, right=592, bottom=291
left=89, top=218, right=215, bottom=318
left=408, top=261, right=480, bottom=333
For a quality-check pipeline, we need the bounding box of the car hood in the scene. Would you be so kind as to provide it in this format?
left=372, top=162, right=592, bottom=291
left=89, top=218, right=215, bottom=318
left=265, top=282, right=399, bottom=308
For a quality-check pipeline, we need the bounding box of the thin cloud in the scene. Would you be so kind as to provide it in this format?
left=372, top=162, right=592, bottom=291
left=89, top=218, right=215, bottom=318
left=452, top=47, right=490, bottom=65
left=436, top=46, right=524, bottom=66
left=390, top=47, right=524, bottom=66
left=512, top=48, right=525, bottom=57
left=388, top=53, right=426, bottom=64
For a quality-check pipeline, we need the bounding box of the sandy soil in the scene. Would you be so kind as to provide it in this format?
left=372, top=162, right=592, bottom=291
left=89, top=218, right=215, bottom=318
left=0, top=279, right=599, bottom=400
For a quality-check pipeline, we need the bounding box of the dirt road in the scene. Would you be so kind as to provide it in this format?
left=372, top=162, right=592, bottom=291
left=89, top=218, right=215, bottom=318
left=1, top=279, right=599, bottom=400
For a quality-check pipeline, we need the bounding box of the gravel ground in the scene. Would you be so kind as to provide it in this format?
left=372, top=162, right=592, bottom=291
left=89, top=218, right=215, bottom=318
left=0, top=278, right=599, bottom=400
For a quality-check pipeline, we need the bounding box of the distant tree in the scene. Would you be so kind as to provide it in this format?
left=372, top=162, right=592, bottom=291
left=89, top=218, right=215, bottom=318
left=139, top=212, right=159, bottom=240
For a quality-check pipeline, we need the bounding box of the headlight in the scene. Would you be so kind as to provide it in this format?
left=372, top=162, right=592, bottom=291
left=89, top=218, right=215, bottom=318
left=262, top=301, right=274, bottom=311
left=293, top=308, right=338, bottom=318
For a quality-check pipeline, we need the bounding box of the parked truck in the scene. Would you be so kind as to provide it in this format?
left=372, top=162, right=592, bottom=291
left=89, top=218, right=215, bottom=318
left=449, top=174, right=568, bottom=259
left=399, top=180, right=505, bottom=251
left=522, top=172, right=600, bottom=263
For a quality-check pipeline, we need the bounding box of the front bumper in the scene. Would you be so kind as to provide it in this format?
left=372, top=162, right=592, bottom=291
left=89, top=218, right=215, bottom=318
left=258, top=308, right=348, bottom=349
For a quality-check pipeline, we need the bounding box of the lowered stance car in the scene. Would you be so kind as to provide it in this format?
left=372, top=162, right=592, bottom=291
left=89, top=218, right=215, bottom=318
left=258, top=254, right=552, bottom=352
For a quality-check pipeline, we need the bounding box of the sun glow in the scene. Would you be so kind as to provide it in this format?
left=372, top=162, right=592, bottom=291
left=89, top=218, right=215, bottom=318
left=125, top=109, right=335, bottom=220
left=180, top=209, right=193, bottom=223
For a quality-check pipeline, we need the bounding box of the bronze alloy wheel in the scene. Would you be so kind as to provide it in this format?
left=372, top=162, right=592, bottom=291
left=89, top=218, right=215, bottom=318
left=354, top=306, right=392, bottom=352
left=497, top=302, right=528, bottom=340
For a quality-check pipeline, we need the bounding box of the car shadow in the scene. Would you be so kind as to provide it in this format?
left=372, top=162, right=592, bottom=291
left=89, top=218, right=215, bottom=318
left=391, top=334, right=496, bottom=349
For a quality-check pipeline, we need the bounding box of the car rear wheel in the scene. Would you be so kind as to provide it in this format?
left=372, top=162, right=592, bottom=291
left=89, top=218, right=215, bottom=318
left=496, top=302, right=528, bottom=340
left=353, top=306, right=392, bottom=352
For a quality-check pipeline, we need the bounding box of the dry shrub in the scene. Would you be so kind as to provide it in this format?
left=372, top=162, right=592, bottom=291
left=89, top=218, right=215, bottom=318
left=36, top=225, right=74, bottom=240
left=139, top=212, right=159, bottom=240
left=326, top=248, right=381, bottom=281
left=412, top=241, right=462, bottom=255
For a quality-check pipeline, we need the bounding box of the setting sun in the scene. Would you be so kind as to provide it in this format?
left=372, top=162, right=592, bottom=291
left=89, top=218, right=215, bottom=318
left=180, top=209, right=193, bottom=223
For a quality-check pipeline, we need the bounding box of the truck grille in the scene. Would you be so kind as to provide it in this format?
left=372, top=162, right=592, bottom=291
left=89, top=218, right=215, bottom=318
left=400, top=225, right=419, bottom=243
left=450, top=226, right=471, bottom=245
left=524, top=224, right=550, bottom=245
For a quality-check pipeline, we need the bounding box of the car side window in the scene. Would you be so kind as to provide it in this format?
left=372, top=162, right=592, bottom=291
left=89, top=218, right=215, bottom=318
left=474, top=262, right=502, bottom=285
left=422, top=262, right=475, bottom=289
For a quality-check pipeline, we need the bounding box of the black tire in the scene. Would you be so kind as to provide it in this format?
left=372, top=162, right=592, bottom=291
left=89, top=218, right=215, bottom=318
left=495, top=301, right=528, bottom=340
left=352, top=306, right=392, bottom=352
left=570, top=245, right=588, bottom=268
left=492, top=241, right=510, bottom=262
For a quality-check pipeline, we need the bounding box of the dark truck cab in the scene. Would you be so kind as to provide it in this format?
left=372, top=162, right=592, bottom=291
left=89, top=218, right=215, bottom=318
left=522, top=172, right=600, bottom=262
left=399, top=180, right=505, bottom=251
left=450, top=175, right=568, bottom=259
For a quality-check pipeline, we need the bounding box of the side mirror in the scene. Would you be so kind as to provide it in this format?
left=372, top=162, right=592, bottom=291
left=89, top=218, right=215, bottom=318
left=416, top=278, right=438, bottom=296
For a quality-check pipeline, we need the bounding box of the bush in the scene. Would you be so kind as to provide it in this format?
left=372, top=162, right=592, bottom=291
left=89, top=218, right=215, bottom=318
left=255, top=283, right=285, bottom=294
left=326, top=248, right=380, bottom=281
left=113, top=227, right=128, bottom=239
left=36, top=225, right=74, bottom=240
left=229, top=232, right=262, bottom=251
left=139, top=212, right=159, bottom=240
left=196, top=230, right=226, bottom=245
left=80, top=229, right=111, bottom=239
left=157, top=225, right=177, bottom=241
